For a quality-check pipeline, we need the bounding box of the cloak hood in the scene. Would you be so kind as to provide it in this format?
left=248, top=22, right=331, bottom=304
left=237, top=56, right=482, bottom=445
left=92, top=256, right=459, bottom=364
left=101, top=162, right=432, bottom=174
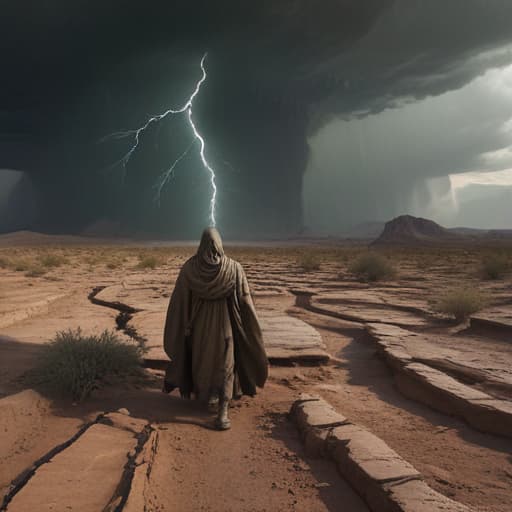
left=184, top=227, right=237, bottom=300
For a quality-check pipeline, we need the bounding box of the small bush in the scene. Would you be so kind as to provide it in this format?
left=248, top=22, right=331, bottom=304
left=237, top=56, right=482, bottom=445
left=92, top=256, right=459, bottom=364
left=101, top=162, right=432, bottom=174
left=40, top=253, right=68, bottom=268
left=31, top=329, right=143, bottom=401
left=25, top=266, right=47, bottom=277
left=480, top=254, right=510, bottom=280
left=297, top=252, right=321, bottom=272
left=433, top=287, right=488, bottom=323
left=136, top=254, right=164, bottom=270
left=349, top=253, right=395, bottom=282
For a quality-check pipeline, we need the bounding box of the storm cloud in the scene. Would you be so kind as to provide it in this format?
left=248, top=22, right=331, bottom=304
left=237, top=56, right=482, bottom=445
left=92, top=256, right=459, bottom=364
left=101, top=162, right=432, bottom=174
left=1, top=1, right=512, bottom=237
left=305, top=61, right=512, bottom=232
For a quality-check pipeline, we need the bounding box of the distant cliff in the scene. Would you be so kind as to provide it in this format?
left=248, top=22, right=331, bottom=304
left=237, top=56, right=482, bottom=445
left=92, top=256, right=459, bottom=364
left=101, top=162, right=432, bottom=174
left=372, top=215, right=460, bottom=245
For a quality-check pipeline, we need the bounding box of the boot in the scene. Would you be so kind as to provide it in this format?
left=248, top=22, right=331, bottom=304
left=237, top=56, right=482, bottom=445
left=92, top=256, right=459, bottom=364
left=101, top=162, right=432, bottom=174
left=214, top=396, right=231, bottom=430
left=207, top=392, right=219, bottom=414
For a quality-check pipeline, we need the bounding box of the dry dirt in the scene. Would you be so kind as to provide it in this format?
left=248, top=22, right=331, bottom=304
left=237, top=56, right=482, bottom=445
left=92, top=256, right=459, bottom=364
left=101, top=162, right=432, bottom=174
left=1, top=235, right=512, bottom=511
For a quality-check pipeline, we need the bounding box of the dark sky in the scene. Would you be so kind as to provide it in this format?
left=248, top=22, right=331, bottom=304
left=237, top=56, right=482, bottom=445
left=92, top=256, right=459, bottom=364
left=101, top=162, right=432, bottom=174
left=1, top=1, right=512, bottom=237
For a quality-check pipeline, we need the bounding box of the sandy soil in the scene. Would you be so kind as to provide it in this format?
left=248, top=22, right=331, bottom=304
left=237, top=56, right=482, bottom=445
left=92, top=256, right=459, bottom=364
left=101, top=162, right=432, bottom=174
left=1, top=235, right=512, bottom=511
left=286, top=309, right=512, bottom=512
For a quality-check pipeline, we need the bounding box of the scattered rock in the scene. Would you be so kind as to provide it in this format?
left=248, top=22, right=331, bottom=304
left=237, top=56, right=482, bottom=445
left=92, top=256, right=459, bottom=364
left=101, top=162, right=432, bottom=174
left=314, top=482, right=331, bottom=489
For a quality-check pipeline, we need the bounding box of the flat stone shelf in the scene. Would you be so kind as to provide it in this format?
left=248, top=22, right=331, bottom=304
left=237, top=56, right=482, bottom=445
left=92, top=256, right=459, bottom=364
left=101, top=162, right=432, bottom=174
left=309, top=297, right=430, bottom=327
left=141, top=312, right=329, bottom=369
left=471, top=309, right=512, bottom=336
left=6, top=412, right=149, bottom=512
left=260, top=313, right=329, bottom=365
left=367, top=323, right=512, bottom=438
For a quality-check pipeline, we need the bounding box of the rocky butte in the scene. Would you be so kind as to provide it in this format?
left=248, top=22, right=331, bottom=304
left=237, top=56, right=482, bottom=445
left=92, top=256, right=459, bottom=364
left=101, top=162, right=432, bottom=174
left=372, top=215, right=463, bottom=245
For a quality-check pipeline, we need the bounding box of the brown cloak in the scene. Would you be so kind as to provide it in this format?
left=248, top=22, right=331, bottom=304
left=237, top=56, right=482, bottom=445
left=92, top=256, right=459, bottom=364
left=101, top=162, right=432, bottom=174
left=163, top=228, right=268, bottom=399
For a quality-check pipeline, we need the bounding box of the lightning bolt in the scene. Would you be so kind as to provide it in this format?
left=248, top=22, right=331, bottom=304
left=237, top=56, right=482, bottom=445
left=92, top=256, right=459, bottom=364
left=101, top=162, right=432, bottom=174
left=103, top=53, right=218, bottom=226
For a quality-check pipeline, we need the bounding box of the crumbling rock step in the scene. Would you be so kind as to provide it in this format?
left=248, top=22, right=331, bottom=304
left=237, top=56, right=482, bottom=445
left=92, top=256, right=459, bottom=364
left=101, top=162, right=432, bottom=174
left=471, top=312, right=512, bottom=336
left=291, top=395, right=471, bottom=512
left=367, top=323, right=512, bottom=438
left=7, top=412, right=150, bottom=512
left=396, top=363, right=512, bottom=438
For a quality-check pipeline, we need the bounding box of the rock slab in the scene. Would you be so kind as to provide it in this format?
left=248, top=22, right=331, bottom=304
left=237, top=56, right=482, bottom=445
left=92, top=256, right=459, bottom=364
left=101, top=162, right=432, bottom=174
left=367, top=323, right=512, bottom=438
left=141, top=312, right=329, bottom=367
left=7, top=413, right=149, bottom=512
left=291, top=396, right=472, bottom=512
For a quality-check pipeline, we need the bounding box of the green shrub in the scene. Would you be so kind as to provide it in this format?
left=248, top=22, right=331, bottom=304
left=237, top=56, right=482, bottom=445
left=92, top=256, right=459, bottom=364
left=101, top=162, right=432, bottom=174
left=480, top=254, right=510, bottom=280
left=297, top=252, right=321, bottom=272
left=349, top=252, right=395, bottom=282
left=433, top=287, right=488, bottom=322
left=40, top=253, right=68, bottom=268
left=31, top=329, right=143, bottom=401
left=136, top=254, right=164, bottom=269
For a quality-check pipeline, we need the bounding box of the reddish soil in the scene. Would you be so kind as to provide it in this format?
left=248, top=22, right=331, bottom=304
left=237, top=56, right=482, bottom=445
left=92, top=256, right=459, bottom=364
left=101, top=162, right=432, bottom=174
left=287, top=308, right=512, bottom=512
left=1, top=238, right=512, bottom=511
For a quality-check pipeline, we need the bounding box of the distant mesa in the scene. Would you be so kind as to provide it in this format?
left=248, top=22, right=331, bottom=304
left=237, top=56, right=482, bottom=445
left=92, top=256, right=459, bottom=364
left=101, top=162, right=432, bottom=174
left=0, top=230, right=54, bottom=246
left=372, top=215, right=456, bottom=245
left=372, top=215, right=461, bottom=245
left=372, top=215, right=512, bottom=245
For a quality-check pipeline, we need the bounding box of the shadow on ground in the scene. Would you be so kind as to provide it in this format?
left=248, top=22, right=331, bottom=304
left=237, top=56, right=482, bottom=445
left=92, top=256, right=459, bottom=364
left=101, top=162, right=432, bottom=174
left=306, top=316, right=512, bottom=458
left=265, top=411, right=369, bottom=512
left=0, top=336, right=43, bottom=398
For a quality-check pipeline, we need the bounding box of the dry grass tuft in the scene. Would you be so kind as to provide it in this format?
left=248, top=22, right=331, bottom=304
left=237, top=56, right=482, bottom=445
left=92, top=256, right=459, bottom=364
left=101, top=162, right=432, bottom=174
left=297, top=251, right=321, bottom=272
left=480, top=253, right=510, bottom=280
left=136, top=253, right=166, bottom=270
left=40, top=253, right=68, bottom=268
left=349, top=252, right=396, bottom=282
left=29, top=329, right=143, bottom=402
left=433, top=287, right=489, bottom=323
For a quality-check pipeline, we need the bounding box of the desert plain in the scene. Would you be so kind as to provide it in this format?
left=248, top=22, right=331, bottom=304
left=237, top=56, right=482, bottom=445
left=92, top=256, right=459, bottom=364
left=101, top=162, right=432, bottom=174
left=0, top=231, right=512, bottom=512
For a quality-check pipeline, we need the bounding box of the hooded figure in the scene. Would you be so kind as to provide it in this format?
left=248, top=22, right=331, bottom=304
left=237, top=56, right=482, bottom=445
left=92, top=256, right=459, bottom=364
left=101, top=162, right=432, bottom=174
left=163, top=227, right=268, bottom=430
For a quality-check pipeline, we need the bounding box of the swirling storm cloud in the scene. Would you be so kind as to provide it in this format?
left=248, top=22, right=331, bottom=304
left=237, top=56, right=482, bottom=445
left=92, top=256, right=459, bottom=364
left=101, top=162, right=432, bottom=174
left=1, top=1, right=512, bottom=237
